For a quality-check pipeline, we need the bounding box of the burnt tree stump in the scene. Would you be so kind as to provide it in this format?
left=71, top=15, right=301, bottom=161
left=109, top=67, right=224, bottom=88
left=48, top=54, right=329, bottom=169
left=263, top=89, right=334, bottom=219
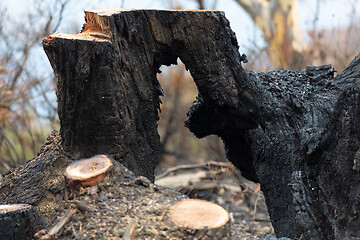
left=186, top=52, right=360, bottom=238
left=40, top=9, right=360, bottom=239
left=43, top=9, right=252, bottom=181
left=0, top=204, right=49, bottom=240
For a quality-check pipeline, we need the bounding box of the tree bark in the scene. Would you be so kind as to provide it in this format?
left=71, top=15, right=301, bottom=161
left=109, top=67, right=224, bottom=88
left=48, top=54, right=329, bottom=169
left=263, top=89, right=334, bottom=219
left=0, top=204, right=49, bottom=240
left=187, top=55, right=360, bottom=239
left=18, top=8, right=360, bottom=239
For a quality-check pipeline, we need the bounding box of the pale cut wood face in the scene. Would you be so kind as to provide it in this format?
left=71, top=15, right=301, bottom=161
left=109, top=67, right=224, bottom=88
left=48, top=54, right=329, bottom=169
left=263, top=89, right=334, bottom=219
left=64, top=155, right=113, bottom=189
left=0, top=204, right=29, bottom=213
left=169, top=199, right=229, bottom=229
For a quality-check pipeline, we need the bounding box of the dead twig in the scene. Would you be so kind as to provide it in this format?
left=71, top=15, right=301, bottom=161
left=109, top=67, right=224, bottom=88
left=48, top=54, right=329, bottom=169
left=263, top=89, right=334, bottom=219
left=249, top=185, right=261, bottom=233
left=122, top=218, right=137, bottom=240
left=39, top=207, right=75, bottom=240
left=70, top=200, right=92, bottom=213
left=156, top=161, right=245, bottom=185
left=156, top=161, right=227, bottom=179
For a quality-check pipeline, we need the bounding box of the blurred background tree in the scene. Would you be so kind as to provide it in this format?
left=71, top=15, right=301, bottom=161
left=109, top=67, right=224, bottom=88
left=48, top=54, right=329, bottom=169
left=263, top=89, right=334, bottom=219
left=0, top=0, right=359, bottom=173
left=234, top=0, right=308, bottom=69
left=0, top=0, right=70, bottom=170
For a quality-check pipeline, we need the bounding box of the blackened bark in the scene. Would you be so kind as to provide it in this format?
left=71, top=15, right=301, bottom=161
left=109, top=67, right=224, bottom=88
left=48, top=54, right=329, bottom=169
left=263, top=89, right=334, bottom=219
left=43, top=33, right=161, bottom=181
left=0, top=131, right=72, bottom=218
left=41, top=9, right=360, bottom=239
left=187, top=58, right=360, bottom=239
left=0, top=204, right=49, bottom=240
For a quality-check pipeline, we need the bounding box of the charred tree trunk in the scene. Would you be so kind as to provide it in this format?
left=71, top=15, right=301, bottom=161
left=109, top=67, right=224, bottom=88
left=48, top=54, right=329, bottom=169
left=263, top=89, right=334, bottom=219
left=43, top=9, right=252, bottom=181
left=37, top=8, right=360, bottom=239
left=187, top=59, right=360, bottom=239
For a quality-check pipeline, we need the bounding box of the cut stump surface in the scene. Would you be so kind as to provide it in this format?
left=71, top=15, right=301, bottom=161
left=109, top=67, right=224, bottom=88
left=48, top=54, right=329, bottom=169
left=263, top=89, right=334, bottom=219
left=169, top=199, right=230, bottom=239
left=63, top=154, right=113, bottom=190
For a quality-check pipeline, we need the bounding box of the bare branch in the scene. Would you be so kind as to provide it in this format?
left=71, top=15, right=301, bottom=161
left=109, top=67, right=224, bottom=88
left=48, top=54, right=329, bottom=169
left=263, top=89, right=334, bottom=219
left=51, top=0, right=70, bottom=33
left=40, top=208, right=75, bottom=240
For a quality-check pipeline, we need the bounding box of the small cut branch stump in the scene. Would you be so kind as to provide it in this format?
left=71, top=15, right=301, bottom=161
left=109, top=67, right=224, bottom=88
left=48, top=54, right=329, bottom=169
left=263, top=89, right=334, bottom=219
left=63, top=155, right=113, bottom=190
